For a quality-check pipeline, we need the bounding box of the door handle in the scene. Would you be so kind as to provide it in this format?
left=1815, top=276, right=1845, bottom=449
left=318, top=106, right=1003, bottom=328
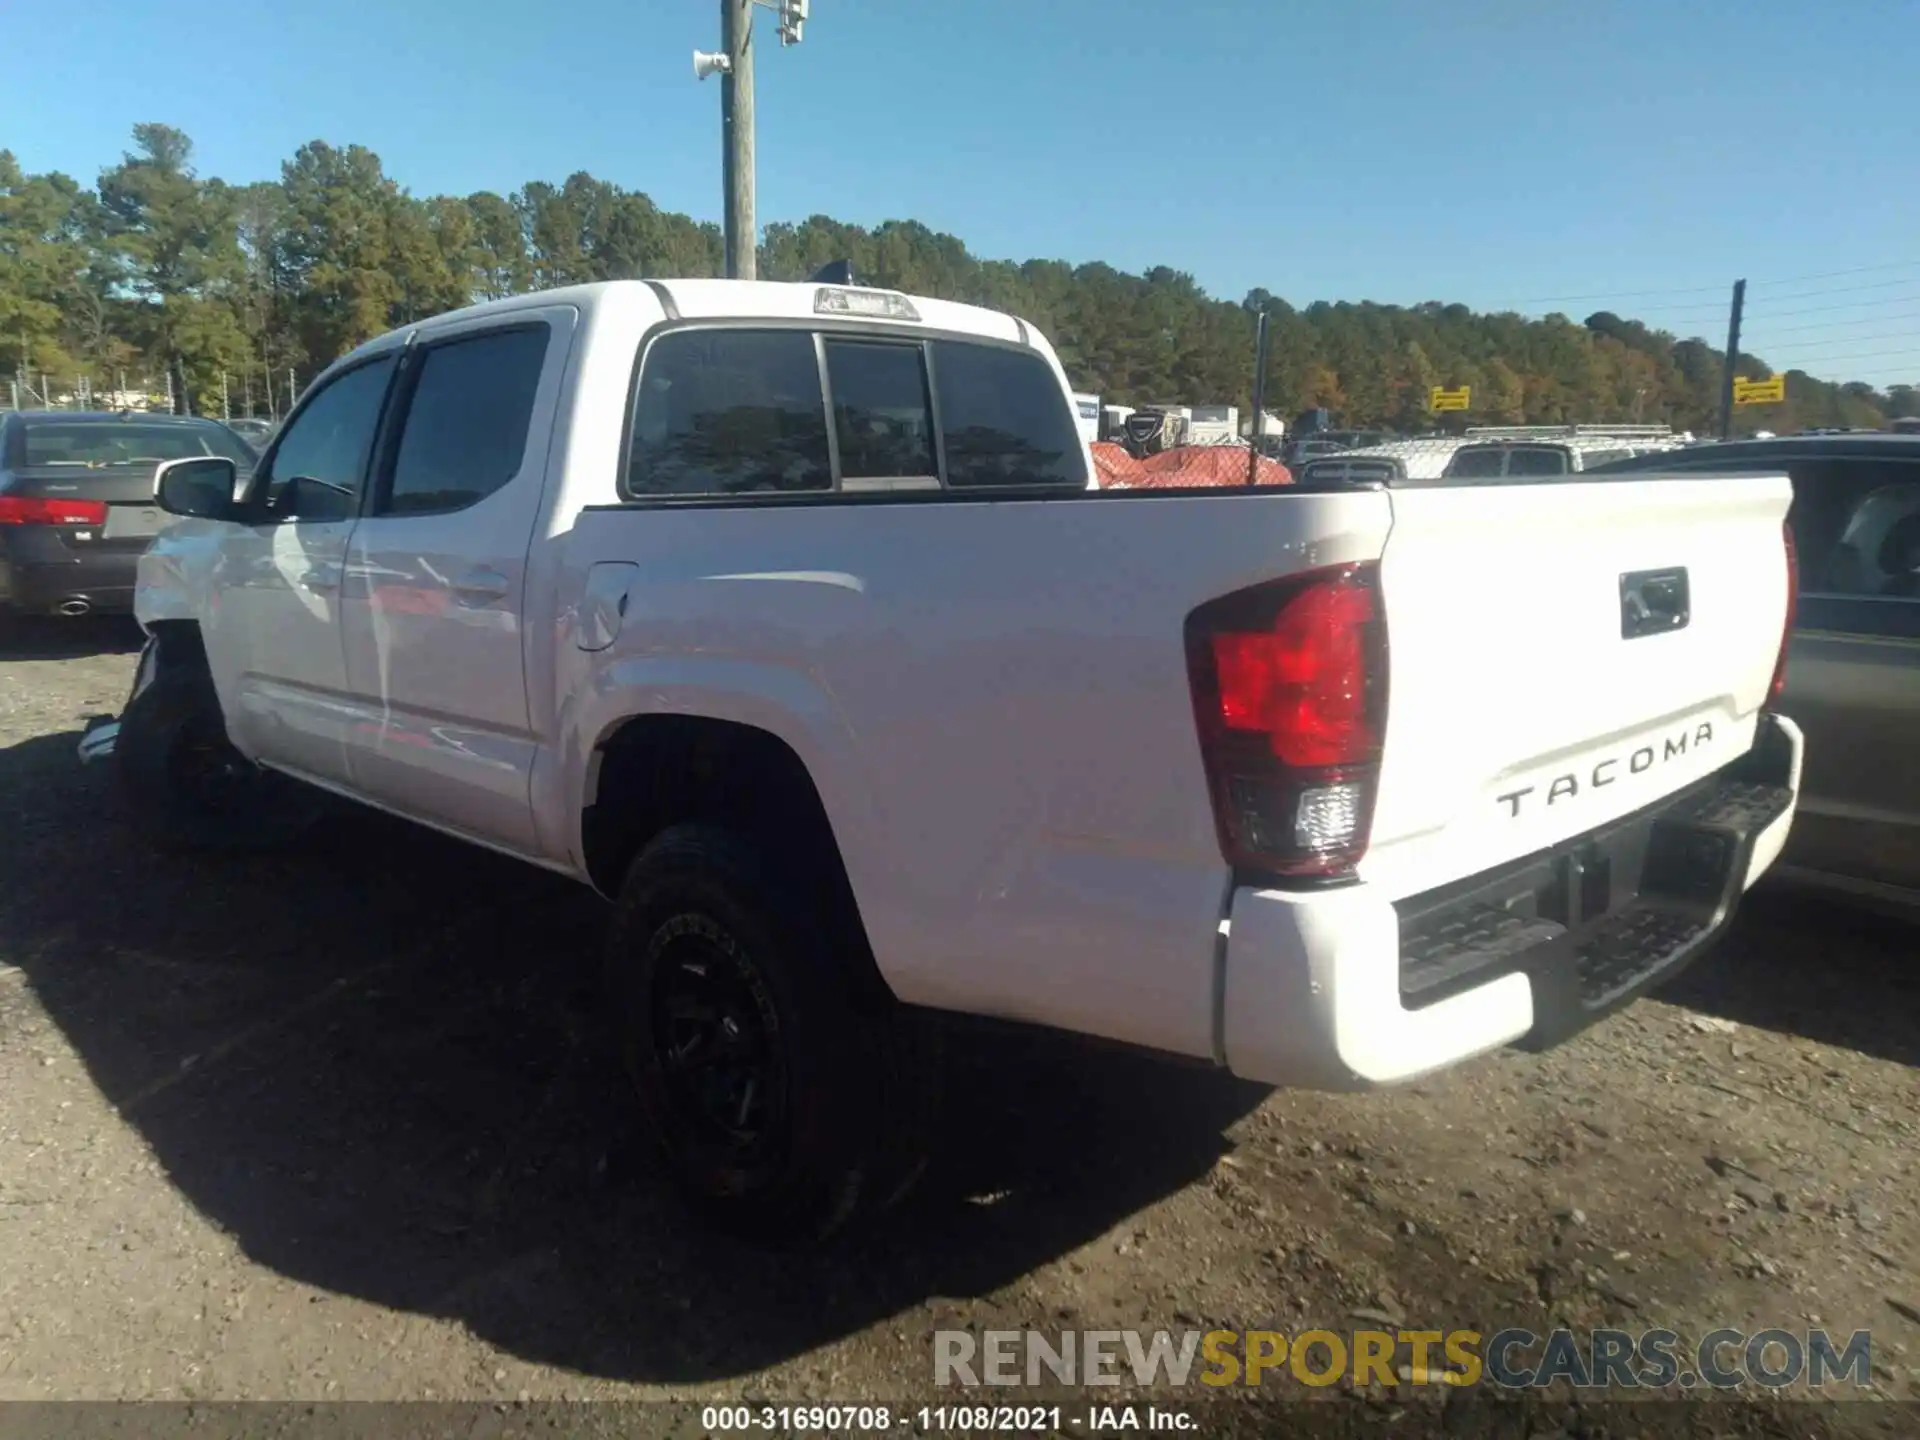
left=298, top=563, right=342, bottom=593
left=450, top=568, right=512, bottom=606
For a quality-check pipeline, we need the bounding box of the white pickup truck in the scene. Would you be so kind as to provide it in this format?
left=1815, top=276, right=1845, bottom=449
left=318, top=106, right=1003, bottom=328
left=88, top=278, right=1803, bottom=1243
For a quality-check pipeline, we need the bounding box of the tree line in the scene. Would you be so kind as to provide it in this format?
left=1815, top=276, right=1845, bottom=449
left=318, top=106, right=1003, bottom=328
left=3, top=124, right=1914, bottom=433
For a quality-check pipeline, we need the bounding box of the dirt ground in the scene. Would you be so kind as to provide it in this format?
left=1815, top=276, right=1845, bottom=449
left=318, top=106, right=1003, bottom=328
left=0, top=619, right=1915, bottom=1435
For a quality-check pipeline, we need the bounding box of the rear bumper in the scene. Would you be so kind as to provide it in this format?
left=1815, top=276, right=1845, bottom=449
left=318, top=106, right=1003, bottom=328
left=1221, top=713, right=1802, bottom=1090
left=0, top=529, right=139, bottom=615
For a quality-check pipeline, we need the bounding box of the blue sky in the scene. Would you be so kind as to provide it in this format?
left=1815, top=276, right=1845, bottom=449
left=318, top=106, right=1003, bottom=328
left=4, top=0, right=1917, bottom=386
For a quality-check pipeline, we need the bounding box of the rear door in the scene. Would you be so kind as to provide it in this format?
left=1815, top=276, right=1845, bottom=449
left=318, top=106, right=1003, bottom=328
left=1774, top=455, right=1920, bottom=894
left=1362, top=471, right=1793, bottom=898
left=335, top=308, right=574, bottom=854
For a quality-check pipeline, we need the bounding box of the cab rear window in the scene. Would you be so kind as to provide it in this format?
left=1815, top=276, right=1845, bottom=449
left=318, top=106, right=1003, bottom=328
left=931, top=340, right=1085, bottom=490
left=628, top=330, right=833, bottom=497
left=623, top=326, right=1087, bottom=498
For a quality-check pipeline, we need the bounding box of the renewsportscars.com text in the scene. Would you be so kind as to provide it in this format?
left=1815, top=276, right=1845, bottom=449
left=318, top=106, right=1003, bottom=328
left=934, top=1327, right=1874, bottom=1391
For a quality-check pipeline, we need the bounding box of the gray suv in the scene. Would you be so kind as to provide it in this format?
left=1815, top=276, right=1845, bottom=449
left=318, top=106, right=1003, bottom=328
left=1591, top=434, right=1920, bottom=908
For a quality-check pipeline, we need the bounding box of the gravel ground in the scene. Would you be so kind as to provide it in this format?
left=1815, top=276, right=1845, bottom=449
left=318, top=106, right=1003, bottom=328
left=0, top=620, right=1915, bottom=1436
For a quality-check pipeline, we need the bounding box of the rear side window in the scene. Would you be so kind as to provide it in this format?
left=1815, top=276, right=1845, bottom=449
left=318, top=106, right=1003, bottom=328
left=824, top=339, right=936, bottom=481
left=931, top=340, right=1087, bottom=489
left=1579, top=449, right=1630, bottom=470
left=383, top=326, right=549, bottom=516
left=628, top=329, right=831, bottom=496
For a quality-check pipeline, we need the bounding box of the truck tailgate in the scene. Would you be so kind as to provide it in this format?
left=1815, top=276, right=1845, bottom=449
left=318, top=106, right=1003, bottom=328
left=1362, top=473, right=1794, bottom=898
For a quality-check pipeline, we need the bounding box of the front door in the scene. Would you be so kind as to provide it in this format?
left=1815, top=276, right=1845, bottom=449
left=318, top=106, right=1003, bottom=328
left=201, top=353, right=399, bottom=786
left=335, top=311, right=572, bottom=855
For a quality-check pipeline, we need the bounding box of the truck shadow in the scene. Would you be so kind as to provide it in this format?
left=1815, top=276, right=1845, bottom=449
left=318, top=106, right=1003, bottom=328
left=0, top=616, right=145, bottom=661
left=0, top=728, right=1265, bottom=1384
left=1661, top=887, right=1920, bottom=1069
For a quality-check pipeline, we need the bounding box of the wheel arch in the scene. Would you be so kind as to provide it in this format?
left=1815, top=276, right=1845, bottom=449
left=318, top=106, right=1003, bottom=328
left=579, top=712, right=890, bottom=996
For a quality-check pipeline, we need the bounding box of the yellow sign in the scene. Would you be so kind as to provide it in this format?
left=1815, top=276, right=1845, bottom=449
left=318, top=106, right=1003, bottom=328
left=1430, top=386, right=1471, bottom=412
left=1733, top=375, right=1785, bottom=406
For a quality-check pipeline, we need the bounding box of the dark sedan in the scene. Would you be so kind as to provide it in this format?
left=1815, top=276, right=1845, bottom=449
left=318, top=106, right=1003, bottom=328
left=222, top=416, right=277, bottom=447
left=0, top=410, right=258, bottom=618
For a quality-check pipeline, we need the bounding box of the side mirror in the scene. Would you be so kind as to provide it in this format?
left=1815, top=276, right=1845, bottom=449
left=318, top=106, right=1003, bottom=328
left=155, top=456, right=239, bottom=521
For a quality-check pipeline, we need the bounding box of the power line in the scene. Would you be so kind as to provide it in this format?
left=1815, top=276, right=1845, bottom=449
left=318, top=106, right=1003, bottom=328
left=1740, top=274, right=1920, bottom=304
left=1743, top=289, right=1920, bottom=321
left=1756, top=329, right=1920, bottom=355
left=1765, top=346, right=1920, bottom=370
left=1747, top=258, right=1920, bottom=291
left=1742, top=306, right=1920, bottom=337
left=1835, top=370, right=1920, bottom=386
left=1512, top=281, right=1730, bottom=305
left=1504, top=259, right=1920, bottom=316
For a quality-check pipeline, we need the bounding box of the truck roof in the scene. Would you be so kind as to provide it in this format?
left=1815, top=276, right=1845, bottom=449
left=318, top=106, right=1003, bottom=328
left=1451, top=434, right=1676, bottom=456
left=336, top=278, right=1036, bottom=372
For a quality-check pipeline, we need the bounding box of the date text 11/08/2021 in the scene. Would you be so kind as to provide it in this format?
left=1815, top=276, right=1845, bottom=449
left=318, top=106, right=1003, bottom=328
left=699, top=1406, right=1196, bottom=1433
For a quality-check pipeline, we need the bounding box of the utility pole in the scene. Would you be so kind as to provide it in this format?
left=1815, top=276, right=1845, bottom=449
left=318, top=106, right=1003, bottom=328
left=287, top=366, right=296, bottom=415
left=1718, top=278, right=1746, bottom=441
left=698, top=0, right=808, bottom=281
left=722, top=0, right=755, bottom=280
left=1245, top=310, right=1271, bottom=487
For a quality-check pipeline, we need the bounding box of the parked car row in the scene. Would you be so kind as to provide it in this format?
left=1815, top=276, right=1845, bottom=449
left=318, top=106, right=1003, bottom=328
left=1294, top=429, right=1920, bottom=910
left=0, top=411, right=263, bottom=618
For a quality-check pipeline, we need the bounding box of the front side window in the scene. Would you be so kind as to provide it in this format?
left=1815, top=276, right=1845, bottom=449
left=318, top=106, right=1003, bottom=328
left=627, top=329, right=831, bottom=497
left=383, top=326, right=549, bottom=516
left=259, top=355, right=398, bottom=521
left=824, top=339, right=936, bottom=480
left=931, top=340, right=1086, bottom=489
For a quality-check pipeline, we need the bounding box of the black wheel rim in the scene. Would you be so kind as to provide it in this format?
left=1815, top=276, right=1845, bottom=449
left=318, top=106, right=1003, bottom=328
left=646, top=913, right=785, bottom=1152
left=166, top=711, right=264, bottom=817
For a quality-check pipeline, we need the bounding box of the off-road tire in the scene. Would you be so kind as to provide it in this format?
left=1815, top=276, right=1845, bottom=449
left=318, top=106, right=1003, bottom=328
left=605, top=823, right=938, bottom=1246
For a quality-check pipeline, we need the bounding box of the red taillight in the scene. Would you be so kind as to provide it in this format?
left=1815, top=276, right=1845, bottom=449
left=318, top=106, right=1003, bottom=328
left=1187, top=564, right=1388, bottom=879
left=0, top=495, right=109, bottom=526
left=1769, top=520, right=1797, bottom=705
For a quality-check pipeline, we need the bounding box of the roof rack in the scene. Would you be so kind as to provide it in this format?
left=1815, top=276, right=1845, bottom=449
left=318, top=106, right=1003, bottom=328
left=1463, top=423, right=1674, bottom=439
